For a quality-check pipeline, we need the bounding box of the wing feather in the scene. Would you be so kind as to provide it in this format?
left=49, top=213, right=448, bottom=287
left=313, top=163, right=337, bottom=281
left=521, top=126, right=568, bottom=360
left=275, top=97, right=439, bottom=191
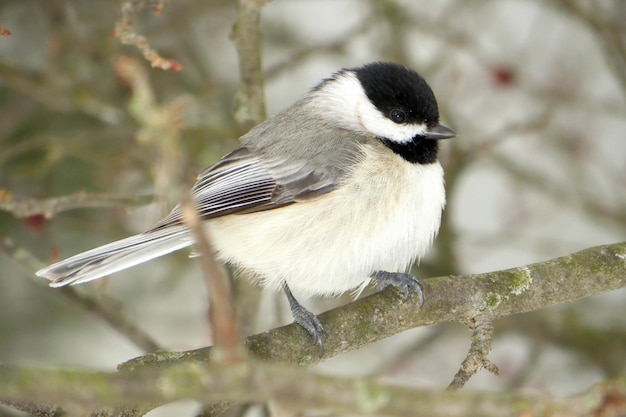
left=149, top=146, right=343, bottom=231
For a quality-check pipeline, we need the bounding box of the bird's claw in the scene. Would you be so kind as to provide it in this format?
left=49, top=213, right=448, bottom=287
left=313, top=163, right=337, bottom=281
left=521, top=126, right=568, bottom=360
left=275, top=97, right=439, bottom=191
left=372, top=271, right=425, bottom=306
left=290, top=303, right=326, bottom=356
left=283, top=282, right=326, bottom=356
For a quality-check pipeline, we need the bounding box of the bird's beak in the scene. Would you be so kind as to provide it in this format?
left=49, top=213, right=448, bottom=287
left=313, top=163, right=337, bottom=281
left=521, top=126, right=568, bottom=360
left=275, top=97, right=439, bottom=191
left=425, top=123, right=456, bottom=140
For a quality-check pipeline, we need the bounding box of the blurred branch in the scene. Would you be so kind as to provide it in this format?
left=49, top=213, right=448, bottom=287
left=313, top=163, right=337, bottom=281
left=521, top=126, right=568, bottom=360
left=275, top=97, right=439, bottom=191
left=0, top=191, right=152, bottom=219
left=3, top=360, right=626, bottom=417
left=181, top=194, right=244, bottom=362
left=230, top=0, right=268, bottom=129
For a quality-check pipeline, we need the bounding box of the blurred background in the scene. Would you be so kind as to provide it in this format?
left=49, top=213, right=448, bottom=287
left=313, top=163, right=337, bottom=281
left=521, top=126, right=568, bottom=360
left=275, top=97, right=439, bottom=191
left=1, top=0, right=625, bottom=416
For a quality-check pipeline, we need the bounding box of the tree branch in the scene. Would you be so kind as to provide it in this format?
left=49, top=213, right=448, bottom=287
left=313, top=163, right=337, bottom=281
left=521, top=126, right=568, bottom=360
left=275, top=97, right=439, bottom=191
left=120, top=241, right=626, bottom=370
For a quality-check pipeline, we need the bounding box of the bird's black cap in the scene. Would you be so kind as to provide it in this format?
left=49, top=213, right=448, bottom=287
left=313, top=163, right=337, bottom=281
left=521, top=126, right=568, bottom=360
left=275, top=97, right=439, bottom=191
left=353, top=62, right=440, bottom=127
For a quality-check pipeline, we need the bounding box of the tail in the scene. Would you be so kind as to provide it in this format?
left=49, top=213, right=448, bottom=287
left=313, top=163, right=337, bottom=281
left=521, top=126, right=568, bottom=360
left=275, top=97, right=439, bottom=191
left=36, top=225, right=193, bottom=287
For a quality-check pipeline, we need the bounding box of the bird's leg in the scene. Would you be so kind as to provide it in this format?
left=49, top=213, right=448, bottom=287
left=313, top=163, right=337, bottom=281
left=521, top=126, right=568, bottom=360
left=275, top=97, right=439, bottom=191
left=282, top=282, right=325, bottom=354
left=371, top=271, right=425, bottom=306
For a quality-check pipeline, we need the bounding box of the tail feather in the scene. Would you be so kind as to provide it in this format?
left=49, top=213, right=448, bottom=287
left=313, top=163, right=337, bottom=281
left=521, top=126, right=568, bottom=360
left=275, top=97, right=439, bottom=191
left=36, top=226, right=193, bottom=287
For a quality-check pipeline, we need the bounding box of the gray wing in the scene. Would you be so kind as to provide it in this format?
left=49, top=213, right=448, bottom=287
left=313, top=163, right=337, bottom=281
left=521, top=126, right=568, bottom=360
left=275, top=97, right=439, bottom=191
left=149, top=146, right=345, bottom=230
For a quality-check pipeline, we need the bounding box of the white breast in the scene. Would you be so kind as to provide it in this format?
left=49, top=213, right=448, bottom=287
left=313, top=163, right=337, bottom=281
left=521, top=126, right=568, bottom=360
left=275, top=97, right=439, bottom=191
left=206, top=144, right=445, bottom=298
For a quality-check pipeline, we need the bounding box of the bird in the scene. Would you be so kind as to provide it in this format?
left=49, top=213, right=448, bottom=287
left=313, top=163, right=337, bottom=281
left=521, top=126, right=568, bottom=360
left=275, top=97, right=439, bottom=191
left=37, top=61, right=456, bottom=352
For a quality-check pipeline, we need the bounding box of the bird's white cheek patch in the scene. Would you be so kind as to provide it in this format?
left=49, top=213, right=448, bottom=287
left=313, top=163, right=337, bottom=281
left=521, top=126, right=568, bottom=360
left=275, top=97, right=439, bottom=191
left=357, top=100, right=428, bottom=143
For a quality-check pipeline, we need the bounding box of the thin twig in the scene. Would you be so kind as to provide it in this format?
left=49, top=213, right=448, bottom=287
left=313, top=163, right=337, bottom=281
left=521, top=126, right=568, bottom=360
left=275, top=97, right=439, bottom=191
left=114, top=0, right=183, bottom=71
left=447, top=319, right=498, bottom=390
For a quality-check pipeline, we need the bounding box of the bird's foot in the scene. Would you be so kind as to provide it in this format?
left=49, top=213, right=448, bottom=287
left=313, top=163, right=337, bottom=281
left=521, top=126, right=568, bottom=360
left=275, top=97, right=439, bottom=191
left=371, top=271, right=425, bottom=306
left=283, top=283, right=326, bottom=356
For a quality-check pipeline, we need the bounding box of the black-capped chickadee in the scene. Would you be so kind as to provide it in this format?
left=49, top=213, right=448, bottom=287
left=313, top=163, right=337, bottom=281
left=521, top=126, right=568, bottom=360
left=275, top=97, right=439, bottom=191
left=37, top=62, right=456, bottom=351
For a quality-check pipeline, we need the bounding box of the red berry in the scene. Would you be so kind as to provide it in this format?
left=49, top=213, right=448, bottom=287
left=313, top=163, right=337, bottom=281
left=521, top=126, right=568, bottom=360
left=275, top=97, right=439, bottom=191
left=24, top=214, right=47, bottom=233
left=492, top=66, right=515, bottom=86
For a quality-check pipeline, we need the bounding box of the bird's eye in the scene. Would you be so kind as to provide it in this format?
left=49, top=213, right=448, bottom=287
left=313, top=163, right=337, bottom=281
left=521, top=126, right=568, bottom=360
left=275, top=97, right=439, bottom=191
left=390, top=109, right=406, bottom=124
